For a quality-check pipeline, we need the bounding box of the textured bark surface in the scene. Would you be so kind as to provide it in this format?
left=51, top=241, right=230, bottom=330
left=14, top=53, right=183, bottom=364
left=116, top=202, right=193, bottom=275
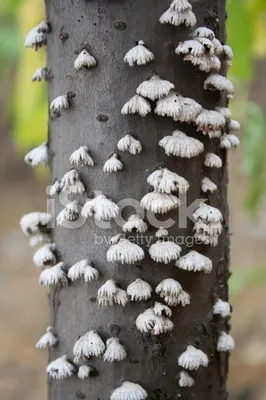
left=46, top=0, right=229, bottom=399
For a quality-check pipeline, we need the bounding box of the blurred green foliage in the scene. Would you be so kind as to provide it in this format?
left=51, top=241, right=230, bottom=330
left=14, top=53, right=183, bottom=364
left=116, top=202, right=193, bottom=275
left=0, top=0, right=266, bottom=211
left=230, top=265, right=266, bottom=295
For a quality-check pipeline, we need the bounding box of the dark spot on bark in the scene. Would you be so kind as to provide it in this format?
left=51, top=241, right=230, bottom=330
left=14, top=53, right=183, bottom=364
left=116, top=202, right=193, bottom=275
left=67, top=91, right=76, bottom=99
left=89, top=296, right=97, bottom=303
left=97, top=114, right=109, bottom=122
left=113, top=21, right=127, bottom=30
left=51, top=110, right=61, bottom=119
left=129, top=356, right=140, bottom=364
left=89, top=367, right=99, bottom=377
left=75, top=391, right=86, bottom=399
left=94, top=23, right=97, bottom=26
left=98, top=7, right=106, bottom=14
left=59, top=31, right=69, bottom=42
left=78, top=19, right=80, bottom=22
left=109, top=324, right=121, bottom=336
left=135, top=264, right=143, bottom=270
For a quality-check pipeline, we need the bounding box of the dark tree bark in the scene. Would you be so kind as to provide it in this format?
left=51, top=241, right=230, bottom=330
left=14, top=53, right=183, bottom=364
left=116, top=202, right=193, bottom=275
left=46, top=0, right=230, bottom=399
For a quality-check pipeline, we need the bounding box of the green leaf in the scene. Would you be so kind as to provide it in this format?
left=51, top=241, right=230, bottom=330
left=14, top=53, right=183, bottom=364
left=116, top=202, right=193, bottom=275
left=242, top=103, right=266, bottom=214
left=227, top=0, right=254, bottom=80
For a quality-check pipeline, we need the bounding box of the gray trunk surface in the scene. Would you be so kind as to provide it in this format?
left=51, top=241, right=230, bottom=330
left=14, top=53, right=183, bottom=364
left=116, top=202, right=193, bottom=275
left=46, top=0, right=229, bottom=399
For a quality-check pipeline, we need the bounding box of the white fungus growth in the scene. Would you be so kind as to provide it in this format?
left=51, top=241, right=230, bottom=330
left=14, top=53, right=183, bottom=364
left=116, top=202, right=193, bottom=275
left=124, top=40, right=154, bottom=67
left=73, top=330, right=106, bottom=358
left=29, top=233, right=50, bottom=247
left=152, top=315, right=174, bottom=335
left=141, top=192, right=180, bottom=214
left=127, top=278, right=152, bottom=301
left=74, top=49, right=96, bottom=70
left=24, top=142, right=48, bottom=167
left=228, top=119, right=241, bottom=132
left=67, top=259, right=99, bottom=283
left=68, top=259, right=88, bottom=281
left=147, top=167, right=189, bottom=194
left=123, top=214, right=148, bottom=233
left=103, top=338, right=127, bottom=362
left=136, top=75, right=175, bottom=101
left=154, top=92, right=181, bottom=120
left=78, top=365, right=94, bottom=380
left=193, top=203, right=223, bottom=247
left=111, top=381, right=148, bottom=400
left=149, top=229, right=182, bottom=263
left=179, top=371, right=195, bottom=387
left=183, top=53, right=221, bottom=73
left=212, top=38, right=224, bottom=56
left=20, top=212, right=51, bottom=237
left=215, top=107, right=232, bottom=121
left=136, top=304, right=174, bottom=335
left=153, top=302, right=172, bottom=317
left=32, top=67, right=48, bottom=82
left=60, top=169, right=85, bottom=195
left=117, top=133, right=142, bottom=155
left=36, top=327, right=58, bottom=349
left=201, top=177, right=217, bottom=193
left=84, top=264, right=100, bottom=283
left=159, top=130, right=204, bottom=158
left=192, top=27, right=215, bottom=40
left=56, top=201, right=80, bottom=226
left=170, top=0, right=192, bottom=12
left=217, top=332, right=235, bottom=352
left=98, top=279, right=118, bottom=307
left=223, top=45, right=234, bottom=61
left=156, top=278, right=182, bottom=298
left=196, top=109, right=226, bottom=138
left=33, top=243, right=56, bottom=268
left=159, top=7, right=196, bottom=27
left=98, top=280, right=129, bottom=307
left=47, top=355, right=75, bottom=380
left=136, top=308, right=156, bottom=333
left=69, top=146, right=94, bottom=167
left=220, top=134, right=240, bottom=149
left=177, top=290, right=191, bottom=306
left=155, top=227, right=169, bottom=238
left=49, top=180, right=61, bottom=196
left=178, top=345, right=209, bottom=370
left=25, top=21, right=50, bottom=50
left=106, top=235, right=144, bottom=264
left=50, top=95, right=69, bottom=111
left=39, top=262, right=68, bottom=287
left=121, top=95, right=151, bottom=117
left=114, top=288, right=129, bottom=307
left=204, top=153, right=223, bottom=168
left=176, top=250, right=212, bottom=273
left=176, top=39, right=206, bottom=57
left=204, top=74, right=234, bottom=96
left=82, top=193, right=119, bottom=221
left=178, top=96, right=203, bottom=123
left=193, top=203, right=223, bottom=223
left=103, top=153, right=123, bottom=172
left=213, top=299, right=231, bottom=318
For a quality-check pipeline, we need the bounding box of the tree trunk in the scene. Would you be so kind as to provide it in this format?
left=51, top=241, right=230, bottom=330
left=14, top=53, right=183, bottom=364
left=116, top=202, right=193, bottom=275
left=46, top=0, right=229, bottom=399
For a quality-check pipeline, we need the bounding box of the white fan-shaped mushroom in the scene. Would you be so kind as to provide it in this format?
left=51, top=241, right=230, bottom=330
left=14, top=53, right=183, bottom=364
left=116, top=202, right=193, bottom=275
left=33, top=243, right=56, bottom=268
left=36, top=326, right=58, bottom=349
left=176, top=250, right=212, bottom=273
left=47, top=355, right=75, bottom=379
left=107, top=235, right=144, bottom=264
left=111, top=381, right=148, bottom=400
left=127, top=278, right=152, bottom=301
left=147, top=168, right=189, bottom=194
left=123, top=214, right=148, bottom=233
left=39, top=262, right=68, bottom=287
left=204, top=153, right=223, bottom=168
left=24, top=142, right=48, bottom=167
left=103, top=338, right=127, bottom=362
left=217, top=332, right=235, bottom=352
left=136, top=75, right=174, bottom=101
left=159, top=130, right=204, bottom=158
left=213, top=299, right=231, bottom=318
left=124, top=40, right=154, bottom=67
left=69, top=146, right=94, bottom=167
left=121, top=95, right=151, bottom=117
left=103, top=153, right=123, bottom=172
left=74, top=49, right=96, bottom=70
left=141, top=192, right=180, bottom=214
left=178, top=345, right=209, bottom=370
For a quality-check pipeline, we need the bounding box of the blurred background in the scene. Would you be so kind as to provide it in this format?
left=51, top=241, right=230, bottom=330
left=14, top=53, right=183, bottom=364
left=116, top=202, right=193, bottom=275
left=0, top=0, right=265, bottom=399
